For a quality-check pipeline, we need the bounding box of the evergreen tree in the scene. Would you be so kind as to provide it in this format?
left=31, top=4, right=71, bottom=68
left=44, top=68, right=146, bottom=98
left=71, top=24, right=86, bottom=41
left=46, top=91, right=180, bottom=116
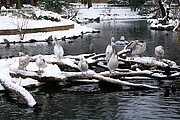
left=129, top=0, right=146, bottom=11
left=38, top=0, right=71, bottom=13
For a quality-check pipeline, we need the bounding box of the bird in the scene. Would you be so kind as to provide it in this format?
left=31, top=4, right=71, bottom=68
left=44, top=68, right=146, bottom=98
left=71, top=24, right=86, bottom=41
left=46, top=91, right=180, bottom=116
left=115, top=36, right=128, bottom=45
left=29, top=39, right=37, bottom=43
left=53, top=37, right=64, bottom=61
left=18, top=54, right=31, bottom=70
left=78, top=56, right=89, bottom=74
left=115, top=35, right=129, bottom=52
left=107, top=42, right=119, bottom=73
left=126, top=40, right=146, bottom=57
left=105, top=37, right=115, bottom=62
left=4, top=38, right=10, bottom=48
left=155, top=45, right=164, bottom=59
left=36, top=55, right=47, bottom=73
left=45, top=35, right=53, bottom=44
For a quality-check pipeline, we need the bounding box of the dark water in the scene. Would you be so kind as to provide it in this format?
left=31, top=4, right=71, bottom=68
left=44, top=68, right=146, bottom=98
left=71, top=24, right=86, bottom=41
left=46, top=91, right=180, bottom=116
left=0, top=20, right=180, bottom=120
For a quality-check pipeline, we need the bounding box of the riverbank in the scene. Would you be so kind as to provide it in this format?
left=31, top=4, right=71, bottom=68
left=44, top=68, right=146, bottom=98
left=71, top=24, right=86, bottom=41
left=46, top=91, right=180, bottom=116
left=72, top=3, right=152, bottom=23
left=0, top=8, right=98, bottom=43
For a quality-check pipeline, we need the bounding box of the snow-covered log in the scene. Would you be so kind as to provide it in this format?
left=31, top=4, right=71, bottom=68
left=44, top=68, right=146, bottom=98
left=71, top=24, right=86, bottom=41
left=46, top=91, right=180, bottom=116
left=92, top=74, right=158, bottom=89
left=0, top=77, right=36, bottom=107
left=124, top=57, right=169, bottom=67
left=99, top=70, right=180, bottom=79
left=9, top=68, right=67, bottom=82
left=9, top=68, right=159, bottom=89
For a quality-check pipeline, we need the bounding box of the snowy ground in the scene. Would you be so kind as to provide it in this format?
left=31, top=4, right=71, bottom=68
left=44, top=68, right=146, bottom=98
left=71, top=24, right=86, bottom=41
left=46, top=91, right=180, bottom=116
left=0, top=6, right=98, bottom=43
left=0, top=3, right=152, bottom=43
left=74, top=3, right=153, bottom=21
left=0, top=16, right=96, bottom=43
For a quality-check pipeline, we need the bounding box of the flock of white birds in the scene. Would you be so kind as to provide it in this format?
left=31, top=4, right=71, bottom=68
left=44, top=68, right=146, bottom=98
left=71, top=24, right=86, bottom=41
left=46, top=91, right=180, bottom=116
left=105, top=36, right=164, bottom=72
left=18, top=36, right=165, bottom=74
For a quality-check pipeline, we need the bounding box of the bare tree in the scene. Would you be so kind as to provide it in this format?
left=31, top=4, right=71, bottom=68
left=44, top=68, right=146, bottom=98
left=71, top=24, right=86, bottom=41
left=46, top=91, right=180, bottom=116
left=12, top=12, right=29, bottom=41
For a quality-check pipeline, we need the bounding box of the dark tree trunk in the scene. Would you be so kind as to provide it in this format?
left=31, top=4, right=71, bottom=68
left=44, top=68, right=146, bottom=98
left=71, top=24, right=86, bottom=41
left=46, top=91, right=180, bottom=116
left=88, top=0, right=92, bottom=8
left=16, top=0, right=21, bottom=9
left=158, top=0, right=166, bottom=18
left=158, top=0, right=167, bottom=25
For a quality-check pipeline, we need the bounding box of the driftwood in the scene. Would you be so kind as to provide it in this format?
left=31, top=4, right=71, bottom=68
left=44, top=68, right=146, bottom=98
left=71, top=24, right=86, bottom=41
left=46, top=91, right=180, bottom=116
left=9, top=69, right=159, bottom=89
left=3, top=48, right=180, bottom=107
left=0, top=77, right=37, bottom=107
left=9, top=51, right=180, bottom=87
left=2, top=48, right=180, bottom=108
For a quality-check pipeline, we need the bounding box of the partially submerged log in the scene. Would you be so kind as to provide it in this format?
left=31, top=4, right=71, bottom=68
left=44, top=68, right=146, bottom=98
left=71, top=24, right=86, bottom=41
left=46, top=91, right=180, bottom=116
left=2, top=49, right=180, bottom=107
left=9, top=52, right=180, bottom=88
left=9, top=69, right=159, bottom=89
left=0, top=77, right=36, bottom=107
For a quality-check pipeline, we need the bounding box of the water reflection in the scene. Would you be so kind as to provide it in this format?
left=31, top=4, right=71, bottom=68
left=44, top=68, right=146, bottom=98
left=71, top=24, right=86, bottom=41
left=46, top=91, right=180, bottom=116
left=1, top=20, right=179, bottom=64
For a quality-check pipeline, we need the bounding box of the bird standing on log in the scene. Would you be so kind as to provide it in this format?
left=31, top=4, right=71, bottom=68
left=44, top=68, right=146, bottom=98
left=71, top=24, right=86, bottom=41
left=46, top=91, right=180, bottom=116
left=18, top=54, right=30, bottom=70
left=36, top=55, right=47, bottom=73
left=78, top=56, right=89, bottom=74
left=107, top=42, right=118, bottom=73
left=126, top=40, right=146, bottom=57
left=155, top=45, right=164, bottom=59
left=105, top=37, right=115, bottom=62
left=53, top=37, right=64, bottom=61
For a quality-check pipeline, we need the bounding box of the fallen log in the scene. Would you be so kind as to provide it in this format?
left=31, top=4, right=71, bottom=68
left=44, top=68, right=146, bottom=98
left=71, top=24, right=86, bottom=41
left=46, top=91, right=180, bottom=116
left=99, top=70, right=180, bottom=80
left=9, top=68, right=159, bottom=89
left=92, top=74, right=158, bottom=89
left=124, top=57, right=169, bottom=68
left=0, top=77, right=36, bottom=107
left=9, top=68, right=67, bottom=82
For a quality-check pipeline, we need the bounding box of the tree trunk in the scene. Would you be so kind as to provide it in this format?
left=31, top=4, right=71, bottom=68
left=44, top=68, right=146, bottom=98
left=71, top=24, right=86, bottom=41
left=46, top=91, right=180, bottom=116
left=88, top=0, right=92, bottom=8
left=158, top=0, right=168, bottom=24
left=16, top=0, right=21, bottom=9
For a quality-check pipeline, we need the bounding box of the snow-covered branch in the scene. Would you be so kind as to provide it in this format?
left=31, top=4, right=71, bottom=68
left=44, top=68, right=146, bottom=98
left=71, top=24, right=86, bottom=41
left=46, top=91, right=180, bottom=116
left=0, top=77, right=36, bottom=107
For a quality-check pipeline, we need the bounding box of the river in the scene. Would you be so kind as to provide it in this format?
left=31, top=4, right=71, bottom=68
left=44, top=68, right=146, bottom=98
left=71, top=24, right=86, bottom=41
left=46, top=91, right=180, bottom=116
left=0, top=19, right=180, bottom=120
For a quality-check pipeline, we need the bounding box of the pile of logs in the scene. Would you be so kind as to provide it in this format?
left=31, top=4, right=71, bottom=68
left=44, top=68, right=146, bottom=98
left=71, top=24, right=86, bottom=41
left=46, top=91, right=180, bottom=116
left=1, top=49, right=180, bottom=107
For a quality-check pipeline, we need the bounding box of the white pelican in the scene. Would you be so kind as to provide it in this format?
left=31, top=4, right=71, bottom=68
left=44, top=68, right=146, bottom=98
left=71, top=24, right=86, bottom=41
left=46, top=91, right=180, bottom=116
left=115, top=36, right=129, bottom=52
left=78, top=56, right=89, bottom=74
left=155, top=45, right=164, bottom=59
left=105, top=37, right=115, bottom=62
left=115, top=36, right=128, bottom=45
left=18, top=55, right=30, bottom=70
left=53, top=37, right=64, bottom=61
left=126, top=40, right=146, bottom=57
left=107, top=43, right=118, bottom=73
left=36, top=55, right=47, bottom=73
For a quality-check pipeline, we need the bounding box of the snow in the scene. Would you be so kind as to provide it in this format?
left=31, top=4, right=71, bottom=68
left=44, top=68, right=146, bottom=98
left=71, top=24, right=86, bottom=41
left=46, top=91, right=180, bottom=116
left=0, top=16, right=72, bottom=30
left=0, top=7, right=97, bottom=43
left=0, top=3, right=178, bottom=106
left=147, top=18, right=179, bottom=31
left=9, top=56, right=66, bottom=79
left=0, top=76, right=37, bottom=107
left=126, top=57, right=169, bottom=67
left=76, top=6, right=148, bottom=21
left=0, top=17, right=95, bottom=42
